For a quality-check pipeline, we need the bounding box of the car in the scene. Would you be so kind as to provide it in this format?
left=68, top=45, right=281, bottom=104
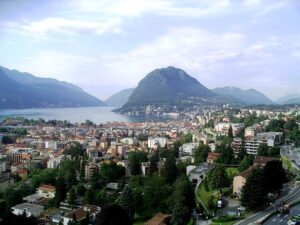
left=288, top=219, right=299, bottom=225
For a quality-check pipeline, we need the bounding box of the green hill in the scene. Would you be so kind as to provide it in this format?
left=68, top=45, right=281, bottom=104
left=0, top=66, right=105, bottom=109
left=105, top=88, right=135, bottom=107
left=212, top=87, right=273, bottom=105
left=122, top=66, right=215, bottom=108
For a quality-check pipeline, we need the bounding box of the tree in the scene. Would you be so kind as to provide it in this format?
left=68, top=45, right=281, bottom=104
left=149, top=150, right=159, bottom=175
left=194, top=143, right=211, bottom=164
left=238, top=156, right=253, bottom=172
left=100, top=161, right=125, bottom=182
left=263, top=160, right=287, bottom=193
left=68, top=188, right=76, bottom=208
left=228, top=125, right=233, bottom=139
left=163, top=151, right=177, bottom=184
left=1, top=136, right=13, bottom=144
left=95, top=204, right=132, bottom=225
left=269, top=146, right=280, bottom=157
left=128, top=151, right=148, bottom=176
left=120, top=186, right=135, bottom=221
left=54, top=176, right=67, bottom=207
left=257, top=143, right=269, bottom=157
left=208, top=165, right=229, bottom=190
left=170, top=176, right=195, bottom=225
left=240, top=167, right=267, bottom=211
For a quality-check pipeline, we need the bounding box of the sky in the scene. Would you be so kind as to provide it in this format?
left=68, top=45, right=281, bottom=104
left=0, top=0, right=300, bottom=101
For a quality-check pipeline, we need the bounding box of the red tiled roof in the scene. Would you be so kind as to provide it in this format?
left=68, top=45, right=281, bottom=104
left=39, top=184, right=56, bottom=191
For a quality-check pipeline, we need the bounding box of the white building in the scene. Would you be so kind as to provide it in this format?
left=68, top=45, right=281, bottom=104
left=180, top=142, right=199, bottom=156
left=37, top=184, right=56, bottom=198
left=215, top=123, right=244, bottom=136
left=11, top=203, right=44, bottom=217
left=245, top=132, right=282, bottom=155
left=0, top=157, right=7, bottom=173
left=121, top=137, right=137, bottom=146
left=47, top=156, right=63, bottom=169
left=141, top=162, right=150, bottom=175
left=148, top=137, right=167, bottom=149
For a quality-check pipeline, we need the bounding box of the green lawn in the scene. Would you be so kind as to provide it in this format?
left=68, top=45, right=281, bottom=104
left=198, top=182, right=219, bottom=210
left=226, top=167, right=238, bottom=177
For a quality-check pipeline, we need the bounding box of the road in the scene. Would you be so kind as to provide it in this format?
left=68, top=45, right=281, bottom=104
left=235, top=184, right=300, bottom=225
left=264, top=203, right=300, bottom=225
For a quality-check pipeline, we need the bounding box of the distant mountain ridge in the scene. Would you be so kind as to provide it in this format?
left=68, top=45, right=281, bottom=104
left=276, top=94, right=300, bottom=105
left=122, top=66, right=215, bottom=108
left=212, top=86, right=273, bottom=105
left=105, top=88, right=134, bottom=107
left=0, top=66, right=105, bottom=109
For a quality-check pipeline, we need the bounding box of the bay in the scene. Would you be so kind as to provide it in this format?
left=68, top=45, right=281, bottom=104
left=0, top=107, right=173, bottom=124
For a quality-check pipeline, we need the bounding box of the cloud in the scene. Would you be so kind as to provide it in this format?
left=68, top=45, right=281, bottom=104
left=2, top=17, right=122, bottom=37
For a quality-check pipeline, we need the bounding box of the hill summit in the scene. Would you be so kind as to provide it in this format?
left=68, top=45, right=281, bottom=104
left=123, top=66, right=214, bottom=108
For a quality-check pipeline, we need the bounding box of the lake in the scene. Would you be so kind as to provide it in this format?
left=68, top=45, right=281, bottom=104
left=0, top=107, right=173, bottom=124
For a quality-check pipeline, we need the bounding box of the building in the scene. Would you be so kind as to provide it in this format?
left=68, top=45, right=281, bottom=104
left=141, top=162, right=150, bottom=176
left=62, top=205, right=101, bottom=225
left=11, top=162, right=23, bottom=174
left=37, top=184, right=56, bottom=198
left=0, top=157, right=7, bottom=173
left=245, top=132, right=282, bottom=155
left=11, top=203, right=44, bottom=217
left=16, top=169, right=28, bottom=179
left=186, top=163, right=215, bottom=183
left=85, top=162, right=99, bottom=180
left=47, top=156, right=63, bottom=169
left=233, top=167, right=253, bottom=195
left=231, top=138, right=243, bottom=156
left=148, top=137, right=167, bottom=149
left=121, top=137, right=137, bottom=146
left=215, top=123, right=244, bottom=136
left=207, top=152, right=221, bottom=164
left=180, top=142, right=199, bottom=156
left=253, top=156, right=279, bottom=167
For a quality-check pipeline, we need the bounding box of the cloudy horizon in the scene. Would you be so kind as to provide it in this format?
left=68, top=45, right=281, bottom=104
left=1, top=0, right=300, bottom=101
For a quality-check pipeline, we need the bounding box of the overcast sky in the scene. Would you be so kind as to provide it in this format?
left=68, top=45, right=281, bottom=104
left=0, top=0, right=300, bottom=101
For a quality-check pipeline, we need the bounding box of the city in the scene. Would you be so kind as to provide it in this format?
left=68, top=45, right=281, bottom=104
left=1, top=1, right=300, bottom=225
left=0, top=105, right=300, bottom=225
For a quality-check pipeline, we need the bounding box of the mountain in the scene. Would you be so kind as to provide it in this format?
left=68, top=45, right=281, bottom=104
left=121, top=66, right=215, bottom=108
left=276, top=94, right=300, bottom=104
left=0, top=66, right=105, bottom=109
left=105, top=88, right=135, bottom=107
left=212, top=87, right=273, bottom=105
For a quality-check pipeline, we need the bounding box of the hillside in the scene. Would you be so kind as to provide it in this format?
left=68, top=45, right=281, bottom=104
left=122, top=66, right=215, bottom=109
left=0, top=66, right=105, bottom=109
left=212, top=87, right=273, bottom=105
left=276, top=94, right=300, bottom=104
left=105, top=88, right=135, bottom=107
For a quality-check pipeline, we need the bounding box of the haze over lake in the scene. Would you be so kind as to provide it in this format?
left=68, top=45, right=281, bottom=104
left=0, top=107, right=173, bottom=124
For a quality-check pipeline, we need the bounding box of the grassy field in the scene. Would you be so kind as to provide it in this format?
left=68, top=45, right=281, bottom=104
left=226, top=167, right=239, bottom=177
left=198, top=182, right=220, bottom=209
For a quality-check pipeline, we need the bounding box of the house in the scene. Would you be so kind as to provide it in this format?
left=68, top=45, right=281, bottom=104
left=143, top=212, right=170, bottom=225
left=207, top=152, right=221, bottom=164
left=187, top=163, right=215, bottom=183
left=141, top=162, right=150, bottom=175
left=253, top=156, right=279, bottom=167
left=37, top=184, right=56, bottom=198
left=11, top=161, right=23, bottom=173
left=233, top=167, right=253, bottom=195
left=62, top=205, right=101, bottom=225
left=11, top=203, right=44, bottom=217
left=16, top=169, right=28, bottom=179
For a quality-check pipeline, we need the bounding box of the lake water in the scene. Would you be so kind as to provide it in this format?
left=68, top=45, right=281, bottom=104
left=0, top=107, right=173, bottom=124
